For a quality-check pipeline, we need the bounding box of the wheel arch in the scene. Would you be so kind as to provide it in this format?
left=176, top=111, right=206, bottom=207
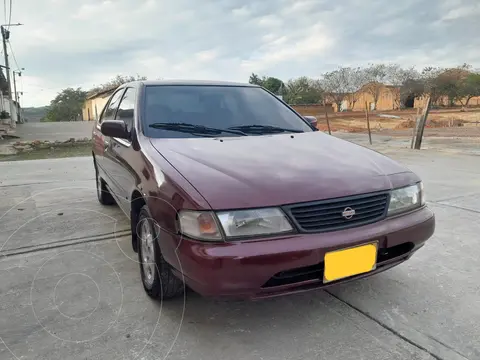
left=130, top=189, right=146, bottom=253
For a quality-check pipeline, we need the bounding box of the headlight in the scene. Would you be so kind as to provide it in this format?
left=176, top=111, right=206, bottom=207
left=388, top=182, right=425, bottom=216
left=178, top=210, right=222, bottom=241
left=217, top=208, right=293, bottom=238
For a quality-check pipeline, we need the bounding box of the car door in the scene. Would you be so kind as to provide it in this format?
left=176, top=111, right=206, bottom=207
left=108, top=87, right=138, bottom=214
left=92, top=99, right=111, bottom=173
left=100, top=88, right=126, bottom=199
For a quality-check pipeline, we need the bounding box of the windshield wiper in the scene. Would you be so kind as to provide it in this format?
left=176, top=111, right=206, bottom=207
left=227, top=124, right=304, bottom=134
left=149, top=122, right=247, bottom=136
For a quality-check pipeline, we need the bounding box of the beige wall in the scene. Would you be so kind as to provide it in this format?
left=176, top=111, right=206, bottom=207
left=82, top=99, right=93, bottom=121
left=82, top=95, right=110, bottom=121
left=330, top=85, right=398, bottom=112
left=350, top=87, right=396, bottom=111
left=414, top=95, right=480, bottom=108
left=333, top=85, right=480, bottom=112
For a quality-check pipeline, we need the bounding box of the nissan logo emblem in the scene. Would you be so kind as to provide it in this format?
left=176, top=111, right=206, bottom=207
left=342, top=207, right=356, bottom=219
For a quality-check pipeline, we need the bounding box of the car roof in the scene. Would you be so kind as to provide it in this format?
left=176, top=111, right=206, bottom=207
left=124, top=80, right=259, bottom=87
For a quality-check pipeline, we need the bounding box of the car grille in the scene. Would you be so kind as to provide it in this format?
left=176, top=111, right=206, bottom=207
left=284, top=191, right=389, bottom=233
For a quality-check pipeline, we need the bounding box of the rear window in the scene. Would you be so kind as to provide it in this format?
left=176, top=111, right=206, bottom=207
left=143, top=85, right=312, bottom=138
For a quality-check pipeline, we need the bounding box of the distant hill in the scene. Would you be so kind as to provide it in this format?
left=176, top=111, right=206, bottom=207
left=22, top=106, right=49, bottom=122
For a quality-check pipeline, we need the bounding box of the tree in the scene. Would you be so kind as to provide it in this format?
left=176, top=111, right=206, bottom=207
left=321, top=67, right=350, bottom=111
left=400, top=78, right=425, bottom=107
left=42, top=87, right=87, bottom=122
left=249, top=73, right=263, bottom=86
left=262, top=77, right=284, bottom=94
left=420, top=66, right=444, bottom=105
left=363, top=64, right=388, bottom=110
left=248, top=73, right=284, bottom=94
left=89, top=74, right=147, bottom=95
left=435, top=69, right=465, bottom=106
left=322, top=67, right=367, bottom=110
left=345, top=67, right=367, bottom=109
left=283, top=77, right=322, bottom=105
left=460, top=73, right=480, bottom=106
left=385, top=65, right=419, bottom=109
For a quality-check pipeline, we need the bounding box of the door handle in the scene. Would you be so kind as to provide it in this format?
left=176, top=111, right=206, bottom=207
left=104, top=141, right=109, bottom=149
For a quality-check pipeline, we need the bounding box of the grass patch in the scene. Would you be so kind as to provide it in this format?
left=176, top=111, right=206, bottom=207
left=0, top=143, right=92, bottom=161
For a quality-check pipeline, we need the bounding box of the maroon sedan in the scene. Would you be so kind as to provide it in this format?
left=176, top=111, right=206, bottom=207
left=92, top=80, right=435, bottom=300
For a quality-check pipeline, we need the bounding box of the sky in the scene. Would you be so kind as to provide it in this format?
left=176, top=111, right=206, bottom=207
left=6, top=0, right=480, bottom=107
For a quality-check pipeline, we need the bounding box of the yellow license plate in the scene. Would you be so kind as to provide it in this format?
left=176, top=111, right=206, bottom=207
left=324, top=242, right=378, bottom=283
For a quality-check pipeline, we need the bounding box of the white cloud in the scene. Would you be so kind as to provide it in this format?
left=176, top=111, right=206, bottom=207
left=441, top=4, right=480, bottom=20
left=6, top=0, right=480, bottom=107
left=256, top=14, right=283, bottom=28
left=241, top=24, right=334, bottom=72
left=370, top=19, right=411, bottom=36
left=232, top=6, right=251, bottom=17
left=195, top=49, right=219, bottom=62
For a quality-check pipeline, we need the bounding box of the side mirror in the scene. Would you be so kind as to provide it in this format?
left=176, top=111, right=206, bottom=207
left=101, top=120, right=129, bottom=139
left=304, top=116, right=318, bottom=128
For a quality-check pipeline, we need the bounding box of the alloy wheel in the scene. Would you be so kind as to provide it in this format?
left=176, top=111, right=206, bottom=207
left=140, top=220, right=156, bottom=288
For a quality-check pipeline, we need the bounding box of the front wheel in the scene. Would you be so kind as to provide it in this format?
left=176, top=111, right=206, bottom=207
left=95, top=167, right=116, bottom=206
left=137, top=205, right=184, bottom=300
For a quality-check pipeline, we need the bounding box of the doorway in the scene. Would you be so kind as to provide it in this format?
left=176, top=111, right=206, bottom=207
left=404, top=94, right=415, bottom=108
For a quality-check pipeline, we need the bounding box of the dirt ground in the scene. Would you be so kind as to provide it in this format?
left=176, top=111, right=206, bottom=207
left=372, top=125, right=480, bottom=138
left=304, top=108, right=480, bottom=136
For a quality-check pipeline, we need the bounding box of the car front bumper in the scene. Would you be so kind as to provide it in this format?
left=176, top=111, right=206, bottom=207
left=162, top=206, right=435, bottom=299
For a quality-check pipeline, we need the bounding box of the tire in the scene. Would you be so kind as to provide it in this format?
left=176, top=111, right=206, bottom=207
left=137, top=205, right=184, bottom=300
left=95, top=166, right=116, bottom=206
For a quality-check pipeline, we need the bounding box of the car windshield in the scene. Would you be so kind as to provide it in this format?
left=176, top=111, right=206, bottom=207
left=143, top=85, right=313, bottom=138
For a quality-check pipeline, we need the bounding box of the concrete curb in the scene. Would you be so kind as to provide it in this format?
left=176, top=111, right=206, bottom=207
left=1, top=138, right=92, bottom=155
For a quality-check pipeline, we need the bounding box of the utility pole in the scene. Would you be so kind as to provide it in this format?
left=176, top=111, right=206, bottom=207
left=13, top=69, right=23, bottom=123
left=1, top=23, right=23, bottom=128
left=414, top=97, right=431, bottom=150
left=12, top=70, right=17, bottom=101
left=1, top=26, right=13, bottom=128
left=365, top=101, right=372, bottom=145
left=323, top=98, right=331, bottom=135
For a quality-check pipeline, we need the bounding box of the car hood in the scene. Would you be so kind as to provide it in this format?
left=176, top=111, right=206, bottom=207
left=149, top=132, right=418, bottom=209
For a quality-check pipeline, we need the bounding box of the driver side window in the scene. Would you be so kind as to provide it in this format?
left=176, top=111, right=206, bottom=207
left=115, top=88, right=136, bottom=135
left=99, top=89, right=125, bottom=124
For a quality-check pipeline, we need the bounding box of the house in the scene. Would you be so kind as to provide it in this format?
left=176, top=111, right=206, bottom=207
left=82, top=87, right=116, bottom=121
left=0, top=67, right=19, bottom=131
left=414, top=94, right=480, bottom=108
left=352, top=84, right=400, bottom=111
left=414, top=68, right=480, bottom=108
left=329, top=77, right=480, bottom=112
left=329, top=83, right=403, bottom=112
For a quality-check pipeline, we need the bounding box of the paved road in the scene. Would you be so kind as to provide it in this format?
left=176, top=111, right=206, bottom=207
left=0, top=149, right=479, bottom=360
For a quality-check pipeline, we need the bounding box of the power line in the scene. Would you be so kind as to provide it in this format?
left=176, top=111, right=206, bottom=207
left=7, top=40, right=19, bottom=69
